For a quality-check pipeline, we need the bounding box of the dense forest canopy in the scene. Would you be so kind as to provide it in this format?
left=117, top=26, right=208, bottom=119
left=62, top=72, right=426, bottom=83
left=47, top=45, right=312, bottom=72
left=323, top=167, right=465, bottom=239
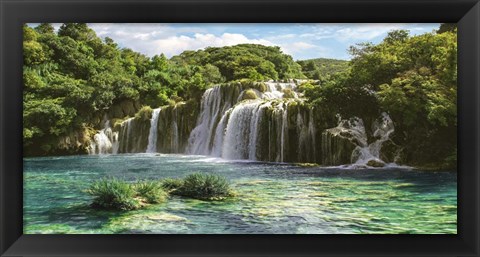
left=297, top=58, right=349, bottom=80
left=23, top=23, right=457, bottom=169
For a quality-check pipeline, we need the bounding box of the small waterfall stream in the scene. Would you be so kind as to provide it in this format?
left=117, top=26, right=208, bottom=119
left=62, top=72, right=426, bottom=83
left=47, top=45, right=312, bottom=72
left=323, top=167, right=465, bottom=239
left=88, top=119, right=119, bottom=155
left=146, top=108, right=161, bottom=153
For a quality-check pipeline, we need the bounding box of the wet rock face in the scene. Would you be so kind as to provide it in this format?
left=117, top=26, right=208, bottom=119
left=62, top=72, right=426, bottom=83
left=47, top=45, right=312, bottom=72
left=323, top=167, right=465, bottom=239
left=107, top=100, right=141, bottom=119
left=321, top=127, right=359, bottom=165
left=113, top=101, right=200, bottom=154
left=55, top=127, right=93, bottom=155
left=321, top=114, right=395, bottom=167
left=117, top=117, right=151, bottom=153
left=155, top=101, right=200, bottom=153
left=380, top=139, right=402, bottom=163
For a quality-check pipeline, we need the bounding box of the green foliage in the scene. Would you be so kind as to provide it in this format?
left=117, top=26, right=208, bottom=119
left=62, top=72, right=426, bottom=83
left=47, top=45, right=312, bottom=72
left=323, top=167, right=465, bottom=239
left=135, top=106, right=153, bottom=121
left=87, top=178, right=169, bottom=211
left=438, top=23, right=457, bottom=34
left=240, top=89, right=259, bottom=100
left=87, top=178, right=140, bottom=211
left=86, top=174, right=233, bottom=211
left=160, top=178, right=184, bottom=191
left=171, top=44, right=305, bottom=81
left=170, top=173, right=235, bottom=200
left=282, top=88, right=296, bottom=98
left=306, top=27, right=457, bottom=168
left=135, top=181, right=168, bottom=204
left=297, top=58, right=349, bottom=79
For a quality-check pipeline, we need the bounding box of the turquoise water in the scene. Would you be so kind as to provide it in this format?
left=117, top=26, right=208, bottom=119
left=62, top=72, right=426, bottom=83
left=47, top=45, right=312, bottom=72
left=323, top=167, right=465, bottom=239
left=24, top=154, right=457, bottom=234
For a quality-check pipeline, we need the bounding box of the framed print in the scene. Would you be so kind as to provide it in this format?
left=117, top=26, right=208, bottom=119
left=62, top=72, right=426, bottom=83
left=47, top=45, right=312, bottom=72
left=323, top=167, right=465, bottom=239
left=1, top=0, right=479, bottom=256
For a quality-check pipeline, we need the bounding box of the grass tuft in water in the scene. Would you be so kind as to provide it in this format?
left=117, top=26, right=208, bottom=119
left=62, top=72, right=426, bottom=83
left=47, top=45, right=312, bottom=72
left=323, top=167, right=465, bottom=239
left=87, top=178, right=140, bottom=211
left=135, top=181, right=168, bottom=204
left=172, top=173, right=235, bottom=200
left=87, top=173, right=234, bottom=211
left=161, top=178, right=184, bottom=192
left=87, top=179, right=169, bottom=211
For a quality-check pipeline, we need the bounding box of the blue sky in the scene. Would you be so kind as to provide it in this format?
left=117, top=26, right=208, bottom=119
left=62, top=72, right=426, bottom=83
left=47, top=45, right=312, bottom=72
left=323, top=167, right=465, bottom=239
left=45, top=23, right=440, bottom=60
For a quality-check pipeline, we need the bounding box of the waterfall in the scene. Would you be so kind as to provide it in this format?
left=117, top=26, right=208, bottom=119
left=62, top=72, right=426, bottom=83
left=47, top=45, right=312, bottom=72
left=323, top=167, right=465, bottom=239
left=211, top=109, right=231, bottom=157
left=118, top=118, right=134, bottom=153
left=222, top=101, right=261, bottom=159
left=187, top=81, right=298, bottom=158
left=86, top=80, right=396, bottom=167
left=146, top=108, right=161, bottom=153
left=351, top=112, right=394, bottom=165
left=323, top=113, right=394, bottom=166
left=212, top=99, right=299, bottom=162
left=88, top=119, right=119, bottom=155
left=172, top=106, right=179, bottom=152
left=307, top=109, right=317, bottom=162
left=187, top=87, right=234, bottom=155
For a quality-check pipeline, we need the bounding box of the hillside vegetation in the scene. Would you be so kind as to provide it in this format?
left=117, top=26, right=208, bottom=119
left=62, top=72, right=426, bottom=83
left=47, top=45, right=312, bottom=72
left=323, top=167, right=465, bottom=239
left=297, top=58, right=349, bottom=79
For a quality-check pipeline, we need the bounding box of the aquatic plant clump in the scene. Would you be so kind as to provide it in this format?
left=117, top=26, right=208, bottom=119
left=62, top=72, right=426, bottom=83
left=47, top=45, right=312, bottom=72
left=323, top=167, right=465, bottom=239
left=86, top=178, right=140, bottom=211
left=172, top=173, right=235, bottom=200
left=135, top=181, right=168, bottom=204
left=87, top=178, right=169, bottom=210
left=161, top=178, right=184, bottom=191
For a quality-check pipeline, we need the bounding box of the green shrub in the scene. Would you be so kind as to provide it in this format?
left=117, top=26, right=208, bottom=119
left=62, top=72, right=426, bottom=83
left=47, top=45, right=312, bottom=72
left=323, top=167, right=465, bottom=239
left=240, top=89, right=258, bottom=100
left=161, top=178, right=184, bottom=192
left=135, top=181, right=168, bottom=204
left=173, top=173, right=235, bottom=200
left=135, top=106, right=153, bottom=121
left=86, top=178, right=140, bottom=211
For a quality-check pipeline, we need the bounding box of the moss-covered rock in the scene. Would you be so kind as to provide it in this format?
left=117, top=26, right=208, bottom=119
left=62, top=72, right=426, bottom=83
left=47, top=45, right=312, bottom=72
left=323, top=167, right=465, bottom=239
left=239, top=89, right=259, bottom=101
left=54, top=126, right=94, bottom=155
left=135, top=106, right=153, bottom=122
left=254, top=82, right=268, bottom=93
left=366, top=159, right=385, bottom=167
left=282, top=88, right=296, bottom=98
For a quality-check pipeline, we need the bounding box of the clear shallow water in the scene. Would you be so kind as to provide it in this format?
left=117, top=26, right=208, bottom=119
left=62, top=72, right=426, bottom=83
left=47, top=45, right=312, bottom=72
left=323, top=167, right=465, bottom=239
left=24, top=154, right=457, bottom=234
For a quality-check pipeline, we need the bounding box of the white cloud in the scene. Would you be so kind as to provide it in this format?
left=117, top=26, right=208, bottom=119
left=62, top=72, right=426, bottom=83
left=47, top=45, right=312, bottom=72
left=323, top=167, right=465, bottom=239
left=27, top=23, right=439, bottom=60
left=334, top=24, right=404, bottom=42
left=147, top=33, right=274, bottom=57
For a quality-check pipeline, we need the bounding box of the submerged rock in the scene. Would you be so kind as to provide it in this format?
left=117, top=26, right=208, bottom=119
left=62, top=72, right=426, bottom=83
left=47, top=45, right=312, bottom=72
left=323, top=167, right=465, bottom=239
left=366, top=159, right=385, bottom=167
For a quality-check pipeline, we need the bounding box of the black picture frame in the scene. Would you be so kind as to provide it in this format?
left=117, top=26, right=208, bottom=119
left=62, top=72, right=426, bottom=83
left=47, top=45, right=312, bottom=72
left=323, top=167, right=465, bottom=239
left=1, top=0, right=479, bottom=256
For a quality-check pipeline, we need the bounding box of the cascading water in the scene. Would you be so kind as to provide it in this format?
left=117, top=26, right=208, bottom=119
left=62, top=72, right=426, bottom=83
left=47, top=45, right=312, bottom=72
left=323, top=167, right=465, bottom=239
left=146, top=108, right=161, bottom=153
left=187, top=80, right=310, bottom=162
left=88, top=119, right=119, bottom=155
left=118, top=118, right=134, bottom=153
left=86, top=80, right=396, bottom=167
left=350, top=112, right=394, bottom=166
left=186, top=86, right=236, bottom=155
